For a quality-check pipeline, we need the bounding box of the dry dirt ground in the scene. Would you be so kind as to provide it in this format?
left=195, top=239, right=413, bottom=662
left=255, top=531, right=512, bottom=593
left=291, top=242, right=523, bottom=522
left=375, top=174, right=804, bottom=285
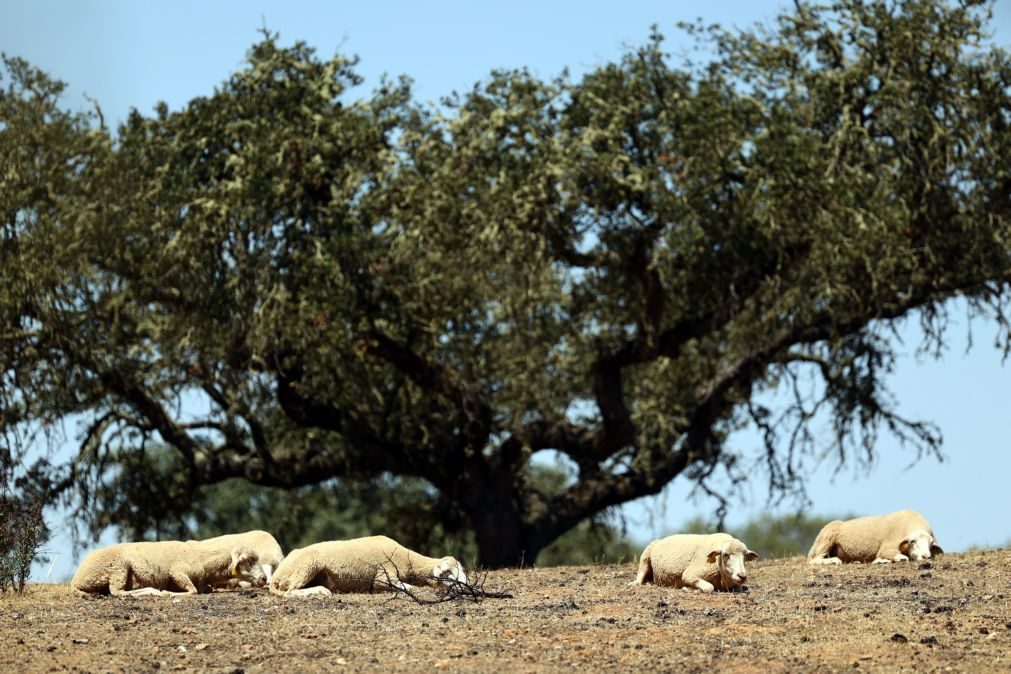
left=1, top=548, right=1009, bottom=673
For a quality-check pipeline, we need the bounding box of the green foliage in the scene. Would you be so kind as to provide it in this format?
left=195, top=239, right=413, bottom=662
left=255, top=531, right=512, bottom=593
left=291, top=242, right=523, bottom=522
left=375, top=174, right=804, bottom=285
left=680, top=512, right=846, bottom=558
left=2, top=2, right=1010, bottom=566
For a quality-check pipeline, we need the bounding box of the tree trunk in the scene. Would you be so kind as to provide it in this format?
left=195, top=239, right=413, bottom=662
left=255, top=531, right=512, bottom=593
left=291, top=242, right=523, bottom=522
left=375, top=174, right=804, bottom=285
left=462, top=472, right=542, bottom=568
left=470, top=504, right=541, bottom=569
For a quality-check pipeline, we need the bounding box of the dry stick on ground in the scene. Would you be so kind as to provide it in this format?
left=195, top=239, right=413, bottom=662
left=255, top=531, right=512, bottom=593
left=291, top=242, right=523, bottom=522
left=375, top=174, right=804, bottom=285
left=371, top=557, right=513, bottom=604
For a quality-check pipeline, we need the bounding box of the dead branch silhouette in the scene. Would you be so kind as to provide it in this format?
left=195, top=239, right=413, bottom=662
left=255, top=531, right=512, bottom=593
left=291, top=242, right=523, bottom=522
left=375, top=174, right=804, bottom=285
left=370, top=556, right=513, bottom=604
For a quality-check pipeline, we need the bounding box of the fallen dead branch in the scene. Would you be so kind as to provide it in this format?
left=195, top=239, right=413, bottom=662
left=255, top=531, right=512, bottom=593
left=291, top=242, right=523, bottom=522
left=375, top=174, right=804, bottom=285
left=373, top=557, right=513, bottom=604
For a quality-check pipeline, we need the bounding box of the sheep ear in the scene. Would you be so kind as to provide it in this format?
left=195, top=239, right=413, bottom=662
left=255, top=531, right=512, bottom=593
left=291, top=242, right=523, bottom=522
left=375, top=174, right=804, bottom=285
left=897, top=539, right=911, bottom=555
left=745, top=550, right=759, bottom=561
left=930, top=543, right=944, bottom=556
left=706, top=550, right=720, bottom=564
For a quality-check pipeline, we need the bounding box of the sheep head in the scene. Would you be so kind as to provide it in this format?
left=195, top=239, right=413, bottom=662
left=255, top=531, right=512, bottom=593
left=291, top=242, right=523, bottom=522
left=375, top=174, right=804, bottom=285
left=229, top=545, right=267, bottom=586
left=706, top=540, right=758, bottom=586
left=432, top=556, right=468, bottom=585
left=899, top=529, right=942, bottom=561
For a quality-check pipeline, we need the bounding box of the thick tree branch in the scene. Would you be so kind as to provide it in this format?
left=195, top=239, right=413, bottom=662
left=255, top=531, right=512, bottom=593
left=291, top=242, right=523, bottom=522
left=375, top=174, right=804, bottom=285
left=363, top=330, right=493, bottom=450
left=275, top=370, right=412, bottom=476
left=70, top=352, right=201, bottom=465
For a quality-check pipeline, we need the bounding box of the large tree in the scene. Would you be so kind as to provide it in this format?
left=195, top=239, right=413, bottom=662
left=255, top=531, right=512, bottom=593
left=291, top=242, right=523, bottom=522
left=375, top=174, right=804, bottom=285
left=2, top=0, right=1009, bottom=567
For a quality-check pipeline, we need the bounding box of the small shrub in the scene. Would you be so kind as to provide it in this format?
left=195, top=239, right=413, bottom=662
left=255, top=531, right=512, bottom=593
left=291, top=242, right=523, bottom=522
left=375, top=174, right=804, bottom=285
left=0, top=493, right=49, bottom=593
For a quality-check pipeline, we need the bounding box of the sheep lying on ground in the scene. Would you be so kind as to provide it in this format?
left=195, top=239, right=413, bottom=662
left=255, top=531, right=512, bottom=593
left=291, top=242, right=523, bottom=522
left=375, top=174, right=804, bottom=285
left=807, top=509, right=943, bottom=565
left=190, top=530, right=284, bottom=585
left=71, top=541, right=265, bottom=597
left=631, top=533, right=758, bottom=592
left=269, top=535, right=468, bottom=598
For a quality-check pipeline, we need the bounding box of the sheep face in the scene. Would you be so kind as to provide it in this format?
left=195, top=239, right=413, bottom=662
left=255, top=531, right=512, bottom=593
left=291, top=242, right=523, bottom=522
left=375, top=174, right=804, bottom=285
left=229, top=546, right=267, bottom=586
left=432, top=557, right=468, bottom=586
left=706, top=542, right=758, bottom=586
left=899, top=529, right=942, bottom=561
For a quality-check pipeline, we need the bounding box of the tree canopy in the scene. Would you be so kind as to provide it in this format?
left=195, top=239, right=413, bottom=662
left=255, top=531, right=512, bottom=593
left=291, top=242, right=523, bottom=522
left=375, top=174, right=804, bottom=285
left=2, top=0, right=1009, bottom=567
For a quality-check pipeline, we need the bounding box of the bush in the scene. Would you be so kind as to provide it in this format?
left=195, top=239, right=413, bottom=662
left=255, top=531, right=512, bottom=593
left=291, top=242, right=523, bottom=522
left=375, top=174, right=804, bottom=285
left=0, top=493, right=49, bottom=593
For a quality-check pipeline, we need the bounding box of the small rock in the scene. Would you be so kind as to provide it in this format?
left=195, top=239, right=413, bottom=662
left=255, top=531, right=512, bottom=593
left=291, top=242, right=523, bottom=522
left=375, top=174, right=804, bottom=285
left=979, top=627, right=990, bottom=635
left=72, top=638, right=89, bottom=645
left=920, top=636, right=938, bottom=645
left=194, top=643, right=209, bottom=651
left=918, top=562, right=933, bottom=570
left=890, top=633, right=909, bottom=643
left=335, top=657, right=347, bottom=666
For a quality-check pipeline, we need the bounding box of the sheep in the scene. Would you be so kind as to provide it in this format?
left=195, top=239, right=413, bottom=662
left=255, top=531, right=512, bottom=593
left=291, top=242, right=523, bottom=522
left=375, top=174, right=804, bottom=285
left=71, top=541, right=265, bottom=597
left=190, top=530, right=284, bottom=585
left=630, top=533, right=759, bottom=592
left=269, top=535, right=468, bottom=598
left=807, top=509, right=943, bottom=565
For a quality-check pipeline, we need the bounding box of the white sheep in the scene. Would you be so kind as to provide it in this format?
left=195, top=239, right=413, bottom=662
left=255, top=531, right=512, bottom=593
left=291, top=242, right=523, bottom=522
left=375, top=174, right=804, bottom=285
left=630, top=533, right=759, bottom=592
left=807, top=509, right=943, bottom=565
left=190, top=530, right=284, bottom=585
left=71, top=540, right=265, bottom=597
left=269, top=535, right=468, bottom=598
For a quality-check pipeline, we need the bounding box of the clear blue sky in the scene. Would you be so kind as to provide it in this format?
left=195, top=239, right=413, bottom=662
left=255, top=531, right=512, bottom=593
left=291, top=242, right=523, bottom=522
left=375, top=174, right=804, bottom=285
left=3, top=1, right=1010, bottom=579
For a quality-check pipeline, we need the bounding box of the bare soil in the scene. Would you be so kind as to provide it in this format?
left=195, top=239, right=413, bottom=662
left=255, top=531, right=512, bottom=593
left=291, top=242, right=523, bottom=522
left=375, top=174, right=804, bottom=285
left=2, top=549, right=1009, bottom=673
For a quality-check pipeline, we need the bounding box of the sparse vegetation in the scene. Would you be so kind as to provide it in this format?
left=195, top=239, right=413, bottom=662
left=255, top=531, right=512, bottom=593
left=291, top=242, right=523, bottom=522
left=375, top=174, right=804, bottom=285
left=0, top=490, right=48, bottom=593
left=1, top=549, right=1009, bottom=671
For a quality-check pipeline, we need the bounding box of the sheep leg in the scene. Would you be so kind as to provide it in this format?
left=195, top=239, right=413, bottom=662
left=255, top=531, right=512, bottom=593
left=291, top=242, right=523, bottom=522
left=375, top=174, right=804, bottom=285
left=389, top=579, right=418, bottom=593
left=807, top=522, right=843, bottom=564
left=373, top=562, right=419, bottom=594
left=681, top=569, right=716, bottom=593
left=683, top=578, right=715, bottom=594
left=872, top=553, right=908, bottom=564
left=107, top=564, right=133, bottom=596
left=167, top=568, right=201, bottom=594
left=276, top=559, right=325, bottom=594
left=120, top=587, right=171, bottom=597
left=629, top=548, right=653, bottom=586
left=284, top=586, right=335, bottom=599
